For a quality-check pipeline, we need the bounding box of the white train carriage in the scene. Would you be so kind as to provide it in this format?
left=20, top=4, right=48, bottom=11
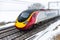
left=15, top=9, right=59, bottom=30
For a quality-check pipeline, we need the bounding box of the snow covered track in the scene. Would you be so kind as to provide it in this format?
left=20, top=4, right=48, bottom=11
left=0, top=16, right=60, bottom=40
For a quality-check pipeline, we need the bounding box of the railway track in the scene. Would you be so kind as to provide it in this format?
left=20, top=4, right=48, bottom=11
left=0, top=16, right=60, bottom=40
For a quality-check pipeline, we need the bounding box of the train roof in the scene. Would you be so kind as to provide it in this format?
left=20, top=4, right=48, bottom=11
left=25, top=9, right=58, bottom=11
left=22, top=9, right=58, bottom=13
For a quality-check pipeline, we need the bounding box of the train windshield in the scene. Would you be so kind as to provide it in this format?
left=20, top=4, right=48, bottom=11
left=20, top=12, right=29, bottom=18
left=18, top=10, right=32, bottom=22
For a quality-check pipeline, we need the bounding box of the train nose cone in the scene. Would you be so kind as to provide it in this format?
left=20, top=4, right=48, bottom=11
left=15, top=21, right=26, bottom=28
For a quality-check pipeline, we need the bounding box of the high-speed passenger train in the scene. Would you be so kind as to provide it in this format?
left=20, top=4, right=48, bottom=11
left=15, top=9, right=59, bottom=30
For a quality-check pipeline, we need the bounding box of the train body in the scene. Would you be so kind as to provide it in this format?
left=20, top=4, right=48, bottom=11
left=15, top=9, right=59, bottom=30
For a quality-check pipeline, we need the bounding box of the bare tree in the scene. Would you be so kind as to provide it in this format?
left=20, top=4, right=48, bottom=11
left=28, top=3, right=44, bottom=9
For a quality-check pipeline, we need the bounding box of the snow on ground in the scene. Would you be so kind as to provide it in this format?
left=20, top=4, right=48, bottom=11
left=0, top=23, right=14, bottom=30
left=26, top=20, right=60, bottom=40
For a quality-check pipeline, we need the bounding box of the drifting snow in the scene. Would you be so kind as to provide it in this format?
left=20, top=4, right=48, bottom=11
left=26, top=20, right=60, bottom=40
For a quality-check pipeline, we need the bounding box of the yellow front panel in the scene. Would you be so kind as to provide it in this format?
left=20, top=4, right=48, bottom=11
left=15, top=20, right=26, bottom=28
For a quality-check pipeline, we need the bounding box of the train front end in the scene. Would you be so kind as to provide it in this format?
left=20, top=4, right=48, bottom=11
left=15, top=10, right=37, bottom=30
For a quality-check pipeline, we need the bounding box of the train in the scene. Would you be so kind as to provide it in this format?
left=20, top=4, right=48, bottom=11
left=15, top=9, right=59, bottom=30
